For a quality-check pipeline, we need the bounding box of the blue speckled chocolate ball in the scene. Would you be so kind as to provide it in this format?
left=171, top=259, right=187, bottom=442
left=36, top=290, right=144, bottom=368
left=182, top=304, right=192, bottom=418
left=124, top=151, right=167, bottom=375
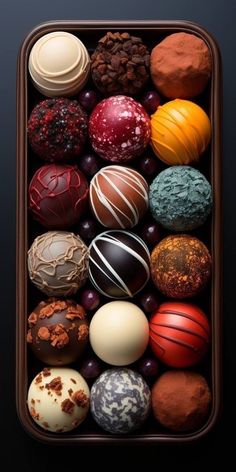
left=149, top=166, right=212, bottom=231
left=90, top=368, right=151, bottom=434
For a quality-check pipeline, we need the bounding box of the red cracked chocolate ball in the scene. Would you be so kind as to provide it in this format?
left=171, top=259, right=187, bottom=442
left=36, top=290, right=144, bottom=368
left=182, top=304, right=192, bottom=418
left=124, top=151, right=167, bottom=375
left=89, top=95, right=151, bottom=163
left=29, top=164, right=89, bottom=229
left=27, top=98, right=88, bottom=162
left=149, top=301, right=210, bottom=368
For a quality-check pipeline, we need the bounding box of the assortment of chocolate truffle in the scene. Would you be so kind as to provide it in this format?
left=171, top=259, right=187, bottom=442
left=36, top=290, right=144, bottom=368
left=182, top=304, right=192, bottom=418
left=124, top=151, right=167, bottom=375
left=26, top=29, right=213, bottom=437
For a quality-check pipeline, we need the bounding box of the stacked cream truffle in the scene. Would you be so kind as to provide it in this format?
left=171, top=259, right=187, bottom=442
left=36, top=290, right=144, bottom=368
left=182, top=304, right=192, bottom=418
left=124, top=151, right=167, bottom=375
left=29, top=31, right=90, bottom=96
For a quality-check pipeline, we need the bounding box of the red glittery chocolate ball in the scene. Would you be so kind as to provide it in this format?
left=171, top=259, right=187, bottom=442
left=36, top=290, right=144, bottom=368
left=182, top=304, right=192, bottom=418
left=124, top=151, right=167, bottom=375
left=89, top=95, right=151, bottom=162
left=149, top=302, right=210, bottom=368
left=28, top=98, right=88, bottom=162
left=29, top=164, right=88, bottom=229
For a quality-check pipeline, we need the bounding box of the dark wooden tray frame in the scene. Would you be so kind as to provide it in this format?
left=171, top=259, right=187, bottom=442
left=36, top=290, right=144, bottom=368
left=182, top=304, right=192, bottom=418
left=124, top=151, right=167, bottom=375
left=16, top=20, right=222, bottom=444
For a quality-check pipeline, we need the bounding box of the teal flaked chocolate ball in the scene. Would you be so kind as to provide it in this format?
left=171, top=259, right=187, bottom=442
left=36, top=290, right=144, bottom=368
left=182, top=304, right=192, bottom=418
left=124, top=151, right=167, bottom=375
left=149, top=166, right=212, bottom=231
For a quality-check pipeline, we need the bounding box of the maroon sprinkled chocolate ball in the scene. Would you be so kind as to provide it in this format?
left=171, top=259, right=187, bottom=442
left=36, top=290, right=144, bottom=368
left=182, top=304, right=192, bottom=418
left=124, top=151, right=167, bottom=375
left=27, top=98, right=88, bottom=162
left=29, top=164, right=88, bottom=229
left=89, top=95, right=151, bottom=163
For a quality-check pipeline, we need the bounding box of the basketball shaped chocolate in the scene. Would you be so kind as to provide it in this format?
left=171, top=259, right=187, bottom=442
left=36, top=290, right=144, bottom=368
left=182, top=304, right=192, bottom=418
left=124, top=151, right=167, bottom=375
left=29, top=164, right=88, bottom=229
left=151, top=99, right=211, bottom=165
left=90, top=165, right=148, bottom=229
left=89, top=230, right=150, bottom=298
left=151, top=235, right=211, bottom=299
left=149, top=302, right=210, bottom=368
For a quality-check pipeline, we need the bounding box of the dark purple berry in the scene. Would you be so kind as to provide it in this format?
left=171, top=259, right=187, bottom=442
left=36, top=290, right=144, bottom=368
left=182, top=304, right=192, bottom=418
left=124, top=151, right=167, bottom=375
left=139, top=290, right=159, bottom=313
left=80, top=358, right=102, bottom=379
left=141, top=91, right=161, bottom=114
left=141, top=221, right=160, bottom=247
left=78, top=90, right=99, bottom=112
left=78, top=217, right=98, bottom=241
left=138, top=155, right=159, bottom=177
left=81, top=289, right=100, bottom=311
left=138, top=357, right=159, bottom=377
left=79, top=153, right=101, bottom=177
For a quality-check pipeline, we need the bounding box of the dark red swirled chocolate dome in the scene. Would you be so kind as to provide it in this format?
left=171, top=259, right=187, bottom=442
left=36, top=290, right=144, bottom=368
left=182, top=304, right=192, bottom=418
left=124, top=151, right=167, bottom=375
left=29, top=164, right=88, bottom=229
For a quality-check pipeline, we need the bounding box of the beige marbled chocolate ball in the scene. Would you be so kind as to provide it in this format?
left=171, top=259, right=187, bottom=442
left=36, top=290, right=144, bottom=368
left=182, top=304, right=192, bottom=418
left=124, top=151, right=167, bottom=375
left=28, top=231, right=89, bottom=296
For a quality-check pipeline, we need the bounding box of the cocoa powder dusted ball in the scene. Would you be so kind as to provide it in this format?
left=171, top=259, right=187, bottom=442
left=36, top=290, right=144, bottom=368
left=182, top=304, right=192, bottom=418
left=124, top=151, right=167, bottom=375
left=90, top=165, right=149, bottom=229
left=152, top=370, right=211, bottom=432
left=27, top=299, right=89, bottom=365
left=29, top=164, right=88, bottom=229
left=89, top=96, right=151, bottom=163
left=150, top=32, right=212, bottom=99
left=91, top=31, right=150, bottom=96
left=149, top=302, right=210, bottom=367
left=28, top=98, right=88, bottom=162
left=151, top=235, right=211, bottom=298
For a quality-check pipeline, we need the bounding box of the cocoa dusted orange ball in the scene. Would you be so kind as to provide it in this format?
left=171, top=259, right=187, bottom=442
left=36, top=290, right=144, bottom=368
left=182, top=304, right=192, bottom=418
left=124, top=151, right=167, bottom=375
left=151, top=99, right=211, bottom=165
left=149, top=301, right=210, bottom=368
left=151, top=235, right=211, bottom=298
left=150, top=32, right=212, bottom=99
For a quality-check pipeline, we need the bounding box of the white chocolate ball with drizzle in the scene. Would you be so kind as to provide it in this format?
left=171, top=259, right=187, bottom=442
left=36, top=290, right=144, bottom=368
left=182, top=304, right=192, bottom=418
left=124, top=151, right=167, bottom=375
left=29, top=31, right=90, bottom=97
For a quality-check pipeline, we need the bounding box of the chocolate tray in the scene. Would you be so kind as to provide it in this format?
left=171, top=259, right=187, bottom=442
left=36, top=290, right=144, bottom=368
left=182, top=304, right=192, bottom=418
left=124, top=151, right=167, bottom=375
left=16, top=20, right=222, bottom=444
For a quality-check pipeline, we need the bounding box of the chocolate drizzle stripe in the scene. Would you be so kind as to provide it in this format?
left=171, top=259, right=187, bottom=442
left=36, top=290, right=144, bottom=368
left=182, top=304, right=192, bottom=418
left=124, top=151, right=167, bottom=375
left=157, top=309, right=209, bottom=335
left=149, top=327, right=201, bottom=353
left=150, top=322, right=209, bottom=343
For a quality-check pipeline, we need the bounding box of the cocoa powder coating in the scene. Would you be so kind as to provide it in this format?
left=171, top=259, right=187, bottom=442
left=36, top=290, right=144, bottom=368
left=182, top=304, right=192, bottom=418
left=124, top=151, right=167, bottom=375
left=150, top=32, right=212, bottom=98
left=152, top=370, right=212, bottom=431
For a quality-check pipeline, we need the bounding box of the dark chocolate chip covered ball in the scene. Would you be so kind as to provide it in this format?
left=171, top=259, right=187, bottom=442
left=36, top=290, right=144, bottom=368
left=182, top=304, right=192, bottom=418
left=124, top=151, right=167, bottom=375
left=151, top=235, right=211, bottom=298
left=28, top=98, right=88, bottom=162
left=91, top=32, right=150, bottom=96
left=29, top=164, right=88, bottom=229
left=27, top=299, right=89, bottom=365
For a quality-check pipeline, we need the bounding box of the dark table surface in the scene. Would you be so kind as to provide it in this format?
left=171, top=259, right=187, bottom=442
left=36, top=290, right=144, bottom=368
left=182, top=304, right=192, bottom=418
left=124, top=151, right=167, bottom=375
left=1, top=0, right=234, bottom=467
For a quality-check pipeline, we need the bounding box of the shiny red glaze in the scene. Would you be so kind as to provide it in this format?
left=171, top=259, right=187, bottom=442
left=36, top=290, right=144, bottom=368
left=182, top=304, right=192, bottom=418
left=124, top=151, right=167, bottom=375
left=29, top=164, right=88, bottom=229
left=89, top=95, right=151, bottom=162
left=149, top=301, right=210, bottom=368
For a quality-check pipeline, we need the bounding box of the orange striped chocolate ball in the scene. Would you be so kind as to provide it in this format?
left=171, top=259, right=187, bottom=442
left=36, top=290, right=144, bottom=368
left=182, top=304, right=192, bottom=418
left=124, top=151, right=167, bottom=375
left=149, top=301, right=210, bottom=368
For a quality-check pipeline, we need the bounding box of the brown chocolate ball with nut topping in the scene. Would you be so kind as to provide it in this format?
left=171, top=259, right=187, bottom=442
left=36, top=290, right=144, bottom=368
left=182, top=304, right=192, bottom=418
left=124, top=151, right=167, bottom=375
left=27, top=299, right=89, bottom=365
left=91, top=32, right=150, bottom=96
left=151, top=235, right=212, bottom=299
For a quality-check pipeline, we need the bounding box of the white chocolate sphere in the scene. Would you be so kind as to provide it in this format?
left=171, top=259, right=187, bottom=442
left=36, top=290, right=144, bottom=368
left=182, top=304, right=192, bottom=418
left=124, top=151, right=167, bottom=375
left=89, top=301, right=149, bottom=365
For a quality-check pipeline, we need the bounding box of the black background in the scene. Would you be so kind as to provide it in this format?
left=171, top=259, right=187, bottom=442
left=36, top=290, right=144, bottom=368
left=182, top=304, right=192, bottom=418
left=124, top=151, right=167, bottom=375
left=0, top=0, right=235, bottom=467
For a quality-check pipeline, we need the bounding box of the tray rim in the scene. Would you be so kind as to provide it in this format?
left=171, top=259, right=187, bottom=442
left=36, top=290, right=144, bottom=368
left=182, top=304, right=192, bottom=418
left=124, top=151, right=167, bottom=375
left=16, top=19, right=222, bottom=445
